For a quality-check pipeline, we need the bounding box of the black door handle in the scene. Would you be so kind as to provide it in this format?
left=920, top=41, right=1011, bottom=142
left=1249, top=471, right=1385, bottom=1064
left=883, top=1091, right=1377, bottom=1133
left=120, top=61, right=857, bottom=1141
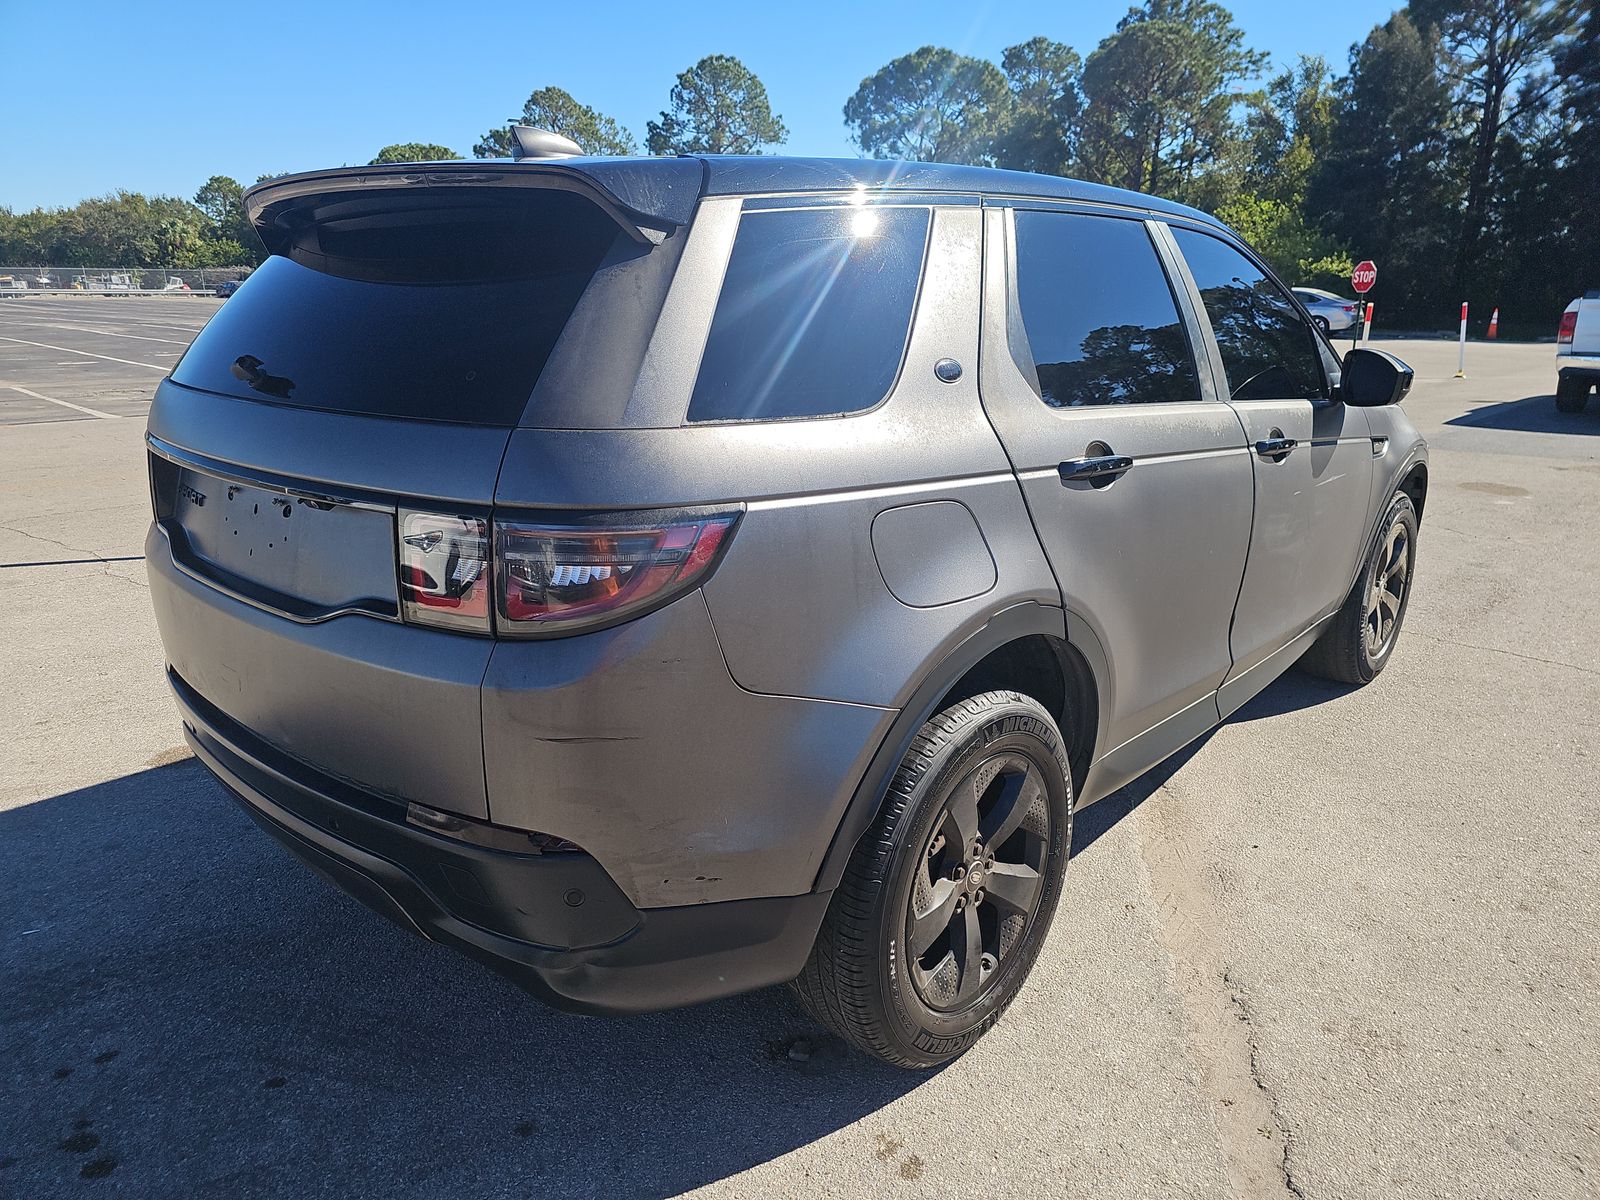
left=1059, top=454, right=1133, bottom=483
left=1255, top=436, right=1297, bottom=458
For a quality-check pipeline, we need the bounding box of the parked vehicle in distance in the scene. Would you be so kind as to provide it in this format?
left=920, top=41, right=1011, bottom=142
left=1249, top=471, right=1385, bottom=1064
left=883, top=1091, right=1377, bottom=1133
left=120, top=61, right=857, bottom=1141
left=73, top=272, right=133, bottom=291
left=161, top=276, right=191, bottom=292
left=145, top=134, right=1428, bottom=1068
left=1293, top=286, right=1359, bottom=333
left=1557, top=292, right=1600, bottom=412
left=213, top=279, right=242, bottom=298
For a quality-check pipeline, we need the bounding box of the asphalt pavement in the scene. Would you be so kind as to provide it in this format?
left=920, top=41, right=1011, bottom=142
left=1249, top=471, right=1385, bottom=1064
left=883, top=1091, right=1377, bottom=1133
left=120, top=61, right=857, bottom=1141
left=0, top=296, right=1595, bottom=1198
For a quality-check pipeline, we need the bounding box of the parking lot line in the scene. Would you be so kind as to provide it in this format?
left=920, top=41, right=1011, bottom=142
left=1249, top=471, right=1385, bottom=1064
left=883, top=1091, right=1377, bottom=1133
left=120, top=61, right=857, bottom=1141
left=0, top=319, right=193, bottom=345
left=2, top=383, right=123, bottom=419
left=0, top=335, right=168, bottom=372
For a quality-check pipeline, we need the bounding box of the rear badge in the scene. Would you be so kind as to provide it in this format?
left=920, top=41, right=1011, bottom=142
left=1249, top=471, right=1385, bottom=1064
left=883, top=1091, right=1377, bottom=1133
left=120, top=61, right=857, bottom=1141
left=179, top=483, right=206, bottom=507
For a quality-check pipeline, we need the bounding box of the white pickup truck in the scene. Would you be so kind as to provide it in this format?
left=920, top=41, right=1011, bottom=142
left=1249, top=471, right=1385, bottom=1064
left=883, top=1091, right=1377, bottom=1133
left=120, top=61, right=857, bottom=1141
left=1557, top=292, right=1600, bottom=412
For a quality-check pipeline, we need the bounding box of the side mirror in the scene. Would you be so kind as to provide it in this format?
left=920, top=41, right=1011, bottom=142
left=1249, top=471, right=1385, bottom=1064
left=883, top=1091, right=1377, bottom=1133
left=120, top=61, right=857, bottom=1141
left=1339, top=347, right=1414, bottom=407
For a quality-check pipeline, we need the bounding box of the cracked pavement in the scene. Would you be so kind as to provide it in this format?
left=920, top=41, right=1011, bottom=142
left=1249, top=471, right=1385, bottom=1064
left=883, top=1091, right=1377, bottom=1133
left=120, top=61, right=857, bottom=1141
left=1, top=307, right=1596, bottom=1198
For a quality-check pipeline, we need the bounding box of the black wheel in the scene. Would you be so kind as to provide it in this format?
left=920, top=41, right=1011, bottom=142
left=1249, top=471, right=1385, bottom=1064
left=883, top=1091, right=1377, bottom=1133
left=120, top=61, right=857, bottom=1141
left=1314, top=315, right=1331, bottom=333
left=793, top=691, right=1072, bottom=1069
left=1556, top=377, right=1590, bottom=413
left=1300, top=492, right=1418, bottom=685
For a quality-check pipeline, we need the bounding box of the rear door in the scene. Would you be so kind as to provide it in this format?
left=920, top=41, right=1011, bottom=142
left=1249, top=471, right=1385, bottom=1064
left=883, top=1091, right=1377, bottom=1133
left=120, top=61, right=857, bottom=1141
left=1163, top=224, right=1373, bottom=716
left=978, top=205, right=1253, bottom=788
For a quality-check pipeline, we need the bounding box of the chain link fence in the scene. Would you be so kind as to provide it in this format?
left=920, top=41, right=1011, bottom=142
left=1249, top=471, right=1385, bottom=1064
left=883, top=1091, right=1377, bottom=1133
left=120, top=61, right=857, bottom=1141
left=0, top=265, right=254, bottom=295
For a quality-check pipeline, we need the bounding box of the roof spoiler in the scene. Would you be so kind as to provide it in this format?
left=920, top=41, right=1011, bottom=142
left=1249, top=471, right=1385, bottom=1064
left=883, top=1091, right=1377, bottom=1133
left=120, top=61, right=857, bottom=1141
left=243, top=159, right=704, bottom=254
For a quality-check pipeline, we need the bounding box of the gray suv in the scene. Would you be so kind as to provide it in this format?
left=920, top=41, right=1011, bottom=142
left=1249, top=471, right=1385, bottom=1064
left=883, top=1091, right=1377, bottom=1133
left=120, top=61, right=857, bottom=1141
left=146, top=145, right=1426, bottom=1069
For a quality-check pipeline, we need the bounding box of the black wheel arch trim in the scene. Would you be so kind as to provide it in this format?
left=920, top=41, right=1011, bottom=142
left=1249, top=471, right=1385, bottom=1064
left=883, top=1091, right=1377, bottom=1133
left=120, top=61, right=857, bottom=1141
left=812, top=601, right=1072, bottom=893
left=1349, top=450, right=1426, bottom=598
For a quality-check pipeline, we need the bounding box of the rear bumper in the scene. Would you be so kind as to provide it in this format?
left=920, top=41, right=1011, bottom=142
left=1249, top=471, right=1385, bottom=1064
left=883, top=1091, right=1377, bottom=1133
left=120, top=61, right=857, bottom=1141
left=172, top=670, right=831, bottom=1014
left=1557, top=354, right=1600, bottom=382
left=147, top=518, right=895, bottom=909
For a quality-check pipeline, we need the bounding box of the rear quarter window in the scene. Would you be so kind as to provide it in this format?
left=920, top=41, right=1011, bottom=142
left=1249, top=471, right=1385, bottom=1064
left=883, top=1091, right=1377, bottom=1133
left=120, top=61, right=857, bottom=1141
left=686, top=206, right=931, bottom=423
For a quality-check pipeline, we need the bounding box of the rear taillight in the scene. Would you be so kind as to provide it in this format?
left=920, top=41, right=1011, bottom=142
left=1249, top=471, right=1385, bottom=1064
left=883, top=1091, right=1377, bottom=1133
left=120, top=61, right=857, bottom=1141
left=398, top=511, right=491, bottom=633
left=1558, top=309, right=1578, bottom=345
left=495, top=511, right=739, bottom=638
left=398, top=507, right=739, bottom=638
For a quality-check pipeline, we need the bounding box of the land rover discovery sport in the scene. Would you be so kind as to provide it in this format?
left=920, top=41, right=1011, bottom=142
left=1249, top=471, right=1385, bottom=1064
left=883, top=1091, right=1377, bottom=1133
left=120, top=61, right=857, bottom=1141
left=146, top=141, right=1427, bottom=1068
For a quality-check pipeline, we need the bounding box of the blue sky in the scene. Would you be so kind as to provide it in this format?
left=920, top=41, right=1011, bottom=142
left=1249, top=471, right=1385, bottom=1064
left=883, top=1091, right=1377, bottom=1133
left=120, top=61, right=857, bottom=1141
left=2, top=0, right=1400, bottom=211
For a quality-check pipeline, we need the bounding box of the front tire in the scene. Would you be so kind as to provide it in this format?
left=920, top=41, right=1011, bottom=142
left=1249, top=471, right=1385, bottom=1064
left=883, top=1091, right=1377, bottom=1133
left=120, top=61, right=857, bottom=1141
left=1300, top=492, right=1418, bottom=685
left=1556, top=376, right=1590, bottom=413
left=793, top=691, right=1072, bottom=1069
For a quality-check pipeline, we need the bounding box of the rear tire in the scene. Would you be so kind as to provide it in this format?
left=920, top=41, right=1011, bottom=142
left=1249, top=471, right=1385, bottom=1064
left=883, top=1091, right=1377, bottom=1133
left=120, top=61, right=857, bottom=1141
left=1556, top=376, right=1590, bottom=413
left=793, top=691, right=1072, bottom=1069
left=1300, top=492, right=1418, bottom=685
left=1314, top=315, right=1331, bottom=333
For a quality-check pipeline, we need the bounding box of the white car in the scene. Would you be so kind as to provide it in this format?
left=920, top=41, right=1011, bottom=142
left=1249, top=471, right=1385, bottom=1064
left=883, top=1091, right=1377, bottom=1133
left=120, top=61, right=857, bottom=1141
left=1557, top=292, right=1600, bottom=413
left=1293, top=287, right=1359, bottom=333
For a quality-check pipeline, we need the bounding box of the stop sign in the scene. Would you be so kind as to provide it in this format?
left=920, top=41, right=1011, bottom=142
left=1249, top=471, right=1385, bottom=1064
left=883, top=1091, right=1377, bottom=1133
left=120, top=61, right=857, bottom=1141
left=1351, top=260, right=1378, bottom=294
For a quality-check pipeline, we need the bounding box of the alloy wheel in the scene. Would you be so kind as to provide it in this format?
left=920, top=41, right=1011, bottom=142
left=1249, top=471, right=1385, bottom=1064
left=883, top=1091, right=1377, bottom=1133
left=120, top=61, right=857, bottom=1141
left=905, top=752, right=1051, bottom=1012
left=1365, top=519, right=1411, bottom=658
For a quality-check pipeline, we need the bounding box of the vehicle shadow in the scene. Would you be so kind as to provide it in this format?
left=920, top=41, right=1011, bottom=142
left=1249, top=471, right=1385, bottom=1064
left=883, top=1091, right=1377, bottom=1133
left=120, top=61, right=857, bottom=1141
left=3, top=667, right=1352, bottom=1197
left=0, top=761, right=921, bottom=1199
left=1071, top=668, right=1355, bottom=857
left=1444, top=393, right=1600, bottom=434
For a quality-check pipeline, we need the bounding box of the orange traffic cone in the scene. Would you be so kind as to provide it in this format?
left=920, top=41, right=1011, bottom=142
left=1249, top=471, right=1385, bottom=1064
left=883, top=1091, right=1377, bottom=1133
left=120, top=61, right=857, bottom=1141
left=1487, top=307, right=1499, bottom=339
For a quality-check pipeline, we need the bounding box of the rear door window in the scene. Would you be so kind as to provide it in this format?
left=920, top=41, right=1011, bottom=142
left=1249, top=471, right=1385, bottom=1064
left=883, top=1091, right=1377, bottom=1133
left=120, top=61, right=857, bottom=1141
left=686, top=206, right=930, bottom=423
left=1171, top=227, right=1328, bottom=402
left=171, top=188, right=627, bottom=426
left=1011, top=210, right=1201, bottom=407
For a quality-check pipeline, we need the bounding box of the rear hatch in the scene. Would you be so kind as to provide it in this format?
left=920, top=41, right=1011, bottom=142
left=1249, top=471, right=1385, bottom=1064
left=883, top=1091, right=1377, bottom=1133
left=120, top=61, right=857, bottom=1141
left=148, top=162, right=697, bottom=817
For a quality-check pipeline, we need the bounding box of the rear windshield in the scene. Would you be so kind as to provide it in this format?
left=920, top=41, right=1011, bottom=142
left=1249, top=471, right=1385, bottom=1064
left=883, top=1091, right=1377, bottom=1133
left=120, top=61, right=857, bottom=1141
left=687, top=206, right=930, bottom=423
left=172, top=188, right=626, bottom=425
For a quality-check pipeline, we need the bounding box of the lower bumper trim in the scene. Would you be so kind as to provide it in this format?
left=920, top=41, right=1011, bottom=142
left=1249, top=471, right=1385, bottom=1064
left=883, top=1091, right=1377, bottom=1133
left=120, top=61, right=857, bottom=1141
left=173, top=670, right=831, bottom=1014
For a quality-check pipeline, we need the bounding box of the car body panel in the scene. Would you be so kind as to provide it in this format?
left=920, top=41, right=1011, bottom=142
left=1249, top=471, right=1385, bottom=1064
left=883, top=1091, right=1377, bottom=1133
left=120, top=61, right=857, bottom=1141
left=977, top=206, right=1254, bottom=766
left=148, top=524, right=494, bottom=819
left=1218, top=399, right=1373, bottom=676
left=1161, top=224, right=1380, bottom=707
left=145, top=154, right=1429, bottom=1014
left=149, top=378, right=511, bottom=507
left=695, top=206, right=1057, bottom=705
left=1558, top=293, right=1600, bottom=382
left=480, top=592, right=893, bottom=907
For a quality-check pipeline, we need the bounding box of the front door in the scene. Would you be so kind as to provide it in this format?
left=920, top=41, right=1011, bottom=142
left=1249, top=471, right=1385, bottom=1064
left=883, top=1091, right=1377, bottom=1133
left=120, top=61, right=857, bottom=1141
left=1164, top=225, right=1374, bottom=716
left=978, top=206, right=1255, bottom=792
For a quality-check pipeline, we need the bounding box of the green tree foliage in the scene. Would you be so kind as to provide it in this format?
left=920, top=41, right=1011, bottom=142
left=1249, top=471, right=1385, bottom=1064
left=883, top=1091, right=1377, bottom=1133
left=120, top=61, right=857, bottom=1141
left=1209, top=56, right=1350, bottom=284
left=1547, top=0, right=1600, bottom=296
left=1075, top=0, right=1267, bottom=203
left=369, top=143, right=459, bottom=164
left=474, top=86, right=637, bottom=158
left=647, top=55, right=786, bottom=155
left=844, top=46, right=1009, bottom=163
left=193, top=175, right=260, bottom=260
left=994, top=38, right=1083, bottom=175
left=1238, top=56, right=1337, bottom=207
left=1308, top=12, right=1462, bottom=322
left=0, top=191, right=251, bottom=267
left=1411, top=0, right=1578, bottom=295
